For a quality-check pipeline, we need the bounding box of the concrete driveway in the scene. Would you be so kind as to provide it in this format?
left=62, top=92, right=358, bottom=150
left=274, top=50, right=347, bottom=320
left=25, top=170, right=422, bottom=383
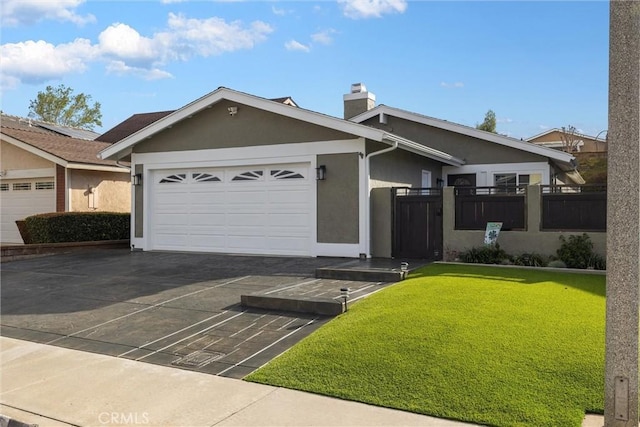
left=0, top=249, right=360, bottom=379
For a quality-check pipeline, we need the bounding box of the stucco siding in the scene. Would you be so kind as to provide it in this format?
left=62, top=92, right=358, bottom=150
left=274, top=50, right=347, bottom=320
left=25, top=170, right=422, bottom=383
left=317, top=153, right=359, bottom=244
left=1, top=140, right=54, bottom=170
left=69, top=170, right=131, bottom=212
left=368, top=144, right=444, bottom=257
left=134, top=100, right=355, bottom=154
left=361, top=115, right=544, bottom=164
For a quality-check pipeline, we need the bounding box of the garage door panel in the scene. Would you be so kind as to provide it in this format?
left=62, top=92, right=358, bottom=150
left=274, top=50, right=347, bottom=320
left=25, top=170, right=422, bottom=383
left=226, top=191, right=267, bottom=204
left=227, top=236, right=267, bottom=250
left=154, top=214, right=189, bottom=226
left=1, top=179, right=55, bottom=243
left=267, top=189, right=308, bottom=203
left=267, top=237, right=309, bottom=252
left=227, top=213, right=267, bottom=226
left=189, top=214, right=226, bottom=226
left=190, top=235, right=227, bottom=249
left=151, top=163, right=311, bottom=255
left=266, top=214, right=308, bottom=227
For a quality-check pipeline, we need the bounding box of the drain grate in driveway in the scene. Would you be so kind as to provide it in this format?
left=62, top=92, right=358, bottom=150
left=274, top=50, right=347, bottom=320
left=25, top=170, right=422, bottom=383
left=172, top=350, right=225, bottom=368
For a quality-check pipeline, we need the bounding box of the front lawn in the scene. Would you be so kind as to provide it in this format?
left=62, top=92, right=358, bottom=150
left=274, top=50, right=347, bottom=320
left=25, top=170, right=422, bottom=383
left=246, top=264, right=605, bottom=427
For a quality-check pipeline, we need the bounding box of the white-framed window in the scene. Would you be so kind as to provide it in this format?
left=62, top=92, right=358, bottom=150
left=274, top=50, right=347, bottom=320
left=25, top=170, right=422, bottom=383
left=494, top=173, right=542, bottom=187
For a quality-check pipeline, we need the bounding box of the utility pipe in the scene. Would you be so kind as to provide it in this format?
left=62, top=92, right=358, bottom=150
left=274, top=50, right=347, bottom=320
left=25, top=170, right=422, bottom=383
left=364, top=139, right=398, bottom=258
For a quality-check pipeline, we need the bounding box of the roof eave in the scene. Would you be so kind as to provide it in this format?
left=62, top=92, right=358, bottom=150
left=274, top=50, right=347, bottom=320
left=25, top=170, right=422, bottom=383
left=1, top=132, right=67, bottom=167
left=383, top=134, right=465, bottom=166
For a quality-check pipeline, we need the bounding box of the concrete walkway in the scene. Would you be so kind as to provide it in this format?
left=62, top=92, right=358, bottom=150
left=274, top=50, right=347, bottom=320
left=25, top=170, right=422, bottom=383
left=1, top=337, right=478, bottom=427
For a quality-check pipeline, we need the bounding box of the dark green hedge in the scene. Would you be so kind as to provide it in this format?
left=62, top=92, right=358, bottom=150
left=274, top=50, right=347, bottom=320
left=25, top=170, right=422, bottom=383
left=24, top=212, right=130, bottom=243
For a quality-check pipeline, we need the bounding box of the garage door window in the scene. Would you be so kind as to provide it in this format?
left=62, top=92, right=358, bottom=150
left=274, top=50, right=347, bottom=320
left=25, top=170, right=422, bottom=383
left=0, top=184, right=8, bottom=191
left=36, top=181, right=54, bottom=190
left=12, top=183, right=31, bottom=191
left=270, top=169, right=305, bottom=180
left=232, top=170, right=264, bottom=181
left=159, top=174, right=187, bottom=184
left=192, top=172, right=221, bottom=183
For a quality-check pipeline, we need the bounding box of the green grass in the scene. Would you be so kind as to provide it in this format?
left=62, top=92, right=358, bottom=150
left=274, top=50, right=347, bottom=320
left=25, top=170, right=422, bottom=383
left=246, top=264, right=605, bottom=427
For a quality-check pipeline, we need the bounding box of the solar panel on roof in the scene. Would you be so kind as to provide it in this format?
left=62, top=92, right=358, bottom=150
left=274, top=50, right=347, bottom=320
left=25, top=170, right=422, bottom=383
left=37, top=123, right=100, bottom=140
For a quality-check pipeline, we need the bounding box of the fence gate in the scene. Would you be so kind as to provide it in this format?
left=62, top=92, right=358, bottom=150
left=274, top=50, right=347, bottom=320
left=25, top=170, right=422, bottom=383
left=392, top=188, right=443, bottom=260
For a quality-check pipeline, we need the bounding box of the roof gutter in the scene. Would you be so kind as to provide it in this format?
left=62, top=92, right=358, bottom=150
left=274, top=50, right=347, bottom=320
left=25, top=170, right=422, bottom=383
left=364, top=138, right=399, bottom=258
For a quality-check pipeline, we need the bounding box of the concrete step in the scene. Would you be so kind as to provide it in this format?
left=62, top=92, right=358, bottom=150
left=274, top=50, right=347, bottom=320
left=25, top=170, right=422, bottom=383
left=240, top=277, right=394, bottom=316
left=315, top=267, right=406, bottom=282
left=241, top=294, right=344, bottom=316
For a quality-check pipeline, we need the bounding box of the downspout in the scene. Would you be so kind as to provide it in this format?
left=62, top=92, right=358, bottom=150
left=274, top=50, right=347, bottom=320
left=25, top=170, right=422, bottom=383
left=364, top=139, right=398, bottom=258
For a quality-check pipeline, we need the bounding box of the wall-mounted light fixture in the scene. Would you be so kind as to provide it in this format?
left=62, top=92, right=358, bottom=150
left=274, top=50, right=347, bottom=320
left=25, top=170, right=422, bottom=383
left=436, top=178, right=445, bottom=188
left=132, top=173, right=142, bottom=186
left=227, top=106, right=238, bottom=116
left=316, top=165, right=327, bottom=181
left=316, top=165, right=326, bottom=181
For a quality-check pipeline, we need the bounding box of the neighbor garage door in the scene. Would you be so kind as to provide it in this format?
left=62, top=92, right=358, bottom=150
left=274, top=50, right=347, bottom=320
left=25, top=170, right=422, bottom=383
left=1, top=178, right=55, bottom=243
left=150, top=163, right=312, bottom=255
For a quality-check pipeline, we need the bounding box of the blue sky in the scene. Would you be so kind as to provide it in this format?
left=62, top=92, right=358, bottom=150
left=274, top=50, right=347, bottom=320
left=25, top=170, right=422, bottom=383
left=1, top=1, right=609, bottom=139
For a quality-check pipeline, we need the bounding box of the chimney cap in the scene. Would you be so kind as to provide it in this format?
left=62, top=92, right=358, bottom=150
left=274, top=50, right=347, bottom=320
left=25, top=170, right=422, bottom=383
left=351, top=83, right=367, bottom=94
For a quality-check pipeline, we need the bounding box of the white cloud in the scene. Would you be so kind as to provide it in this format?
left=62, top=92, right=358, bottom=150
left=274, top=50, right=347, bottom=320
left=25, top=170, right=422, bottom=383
left=98, top=23, right=157, bottom=66
left=161, top=13, right=273, bottom=59
left=538, top=124, right=549, bottom=130
left=1, top=0, right=95, bottom=26
left=497, top=117, right=513, bottom=124
left=1, top=13, right=273, bottom=87
left=440, top=81, right=464, bottom=88
left=105, top=61, right=173, bottom=80
left=311, top=29, right=338, bottom=45
left=339, top=0, right=407, bottom=19
left=272, top=5, right=291, bottom=16
left=0, top=39, right=96, bottom=86
left=285, top=40, right=311, bottom=52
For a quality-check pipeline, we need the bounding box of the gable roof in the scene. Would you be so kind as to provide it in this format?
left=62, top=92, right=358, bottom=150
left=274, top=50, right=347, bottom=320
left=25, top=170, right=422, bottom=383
left=99, top=87, right=465, bottom=167
left=1, top=125, right=129, bottom=172
left=97, top=97, right=299, bottom=145
left=351, top=105, right=579, bottom=171
left=96, top=110, right=175, bottom=143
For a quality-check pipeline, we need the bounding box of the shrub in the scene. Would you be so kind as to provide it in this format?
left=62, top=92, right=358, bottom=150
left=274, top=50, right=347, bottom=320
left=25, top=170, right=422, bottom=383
left=547, top=260, right=567, bottom=268
left=512, top=253, right=548, bottom=267
left=25, top=212, right=130, bottom=244
left=590, top=253, right=607, bottom=270
left=459, top=244, right=511, bottom=265
left=557, top=234, right=601, bottom=269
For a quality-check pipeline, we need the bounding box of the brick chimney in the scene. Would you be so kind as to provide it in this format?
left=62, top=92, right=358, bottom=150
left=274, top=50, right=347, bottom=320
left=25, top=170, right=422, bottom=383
left=343, top=83, right=375, bottom=119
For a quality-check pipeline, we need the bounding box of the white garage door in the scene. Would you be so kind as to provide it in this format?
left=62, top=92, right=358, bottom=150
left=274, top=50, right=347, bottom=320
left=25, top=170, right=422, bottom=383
left=151, top=163, right=312, bottom=256
left=1, top=178, right=55, bottom=243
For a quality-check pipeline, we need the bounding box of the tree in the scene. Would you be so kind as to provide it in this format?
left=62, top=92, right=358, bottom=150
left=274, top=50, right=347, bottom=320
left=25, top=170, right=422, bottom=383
left=476, top=109, right=497, bottom=133
left=559, top=125, right=581, bottom=153
left=28, top=84, right=102, bottom=130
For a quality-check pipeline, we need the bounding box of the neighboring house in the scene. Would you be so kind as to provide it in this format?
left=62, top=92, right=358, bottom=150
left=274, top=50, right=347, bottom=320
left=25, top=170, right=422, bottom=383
left=98, top=85, right=582, bottom=259
left=0, top=115, right=131, bottom=244
left=527, top=128, right=608, bottom=153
